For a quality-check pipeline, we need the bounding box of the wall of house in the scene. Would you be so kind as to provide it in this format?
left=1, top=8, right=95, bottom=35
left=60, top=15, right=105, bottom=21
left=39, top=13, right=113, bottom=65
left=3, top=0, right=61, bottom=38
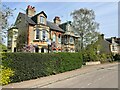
left=15, top=14, right=29, bottom=51
left=7, top=28, right=18, bottom=52
left=28, top=24, right=50, bottom=53
left=51, top=31, right=63, bottom=52
left=62, top=35, right=76, bottom=52
left=37, top=13, right=47, bottom=25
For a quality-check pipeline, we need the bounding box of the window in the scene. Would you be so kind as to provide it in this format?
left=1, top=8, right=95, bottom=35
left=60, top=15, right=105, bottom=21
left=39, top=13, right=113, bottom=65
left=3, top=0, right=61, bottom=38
left=35, top=29, right=40, bottom=39
left=53, top=34, right=56, bottom=42
left=69, top=37, right=74, bottom=44
left=112, top=45, right=115, bottom=51
left=64, top=36, right=68, bottom=44
left=58, top=34, right=61, bottom=43
left=42, top=30, right=46, bottom=40
left=40, top=16, right=45, bottom=24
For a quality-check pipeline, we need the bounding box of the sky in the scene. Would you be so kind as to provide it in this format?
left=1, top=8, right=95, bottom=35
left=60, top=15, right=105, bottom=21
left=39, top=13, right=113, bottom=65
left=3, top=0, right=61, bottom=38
left=2, top=1, right=119, bottom=45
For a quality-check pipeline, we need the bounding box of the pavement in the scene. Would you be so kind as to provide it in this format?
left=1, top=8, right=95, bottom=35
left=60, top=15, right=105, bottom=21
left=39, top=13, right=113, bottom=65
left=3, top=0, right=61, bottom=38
left=2, top=62, right=119, bottom=89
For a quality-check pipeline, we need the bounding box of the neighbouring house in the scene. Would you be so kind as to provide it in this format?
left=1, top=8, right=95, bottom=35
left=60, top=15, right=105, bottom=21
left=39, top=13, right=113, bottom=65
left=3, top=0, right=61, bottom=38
left=47, top=16, right=64, bottom=52
left=93, top=34, right=111, bottom=54
left=106, top=37, right=120, bottom=55
left=7, top=26, right=18, bottom=52
left=60, top=21, right=80, bottom=52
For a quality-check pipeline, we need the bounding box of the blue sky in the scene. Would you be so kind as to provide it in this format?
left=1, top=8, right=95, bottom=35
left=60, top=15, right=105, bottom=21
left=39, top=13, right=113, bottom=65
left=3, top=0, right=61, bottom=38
left=2, top=2, right=118, bottom=45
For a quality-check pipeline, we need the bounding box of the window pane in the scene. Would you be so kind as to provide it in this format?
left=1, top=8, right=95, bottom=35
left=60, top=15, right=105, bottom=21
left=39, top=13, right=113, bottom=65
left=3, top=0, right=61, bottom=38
left=40, top=16, right=45, bottom=24
left=36, top=29, right=39, bottom=39
left=58, top=34, right=61, bottom=43
left=42, top=30, right=46, bottom=40
left=70, top=37, right=74, bottom=44
left=53, top=34, right=56, bottom=42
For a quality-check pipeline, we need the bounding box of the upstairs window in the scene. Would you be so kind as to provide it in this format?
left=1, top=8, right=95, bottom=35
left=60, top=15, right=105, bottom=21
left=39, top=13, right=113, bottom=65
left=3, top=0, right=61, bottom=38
left=35, top=29, right=40, bottom=39
left=40, top=16, right=45, bottom=24
left=69, top=37, right=74, bottom=44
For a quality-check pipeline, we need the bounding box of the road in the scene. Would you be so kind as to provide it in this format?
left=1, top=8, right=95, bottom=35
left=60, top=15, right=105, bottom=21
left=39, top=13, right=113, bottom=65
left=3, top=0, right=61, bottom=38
left=41, top=63, right=118, bottom=88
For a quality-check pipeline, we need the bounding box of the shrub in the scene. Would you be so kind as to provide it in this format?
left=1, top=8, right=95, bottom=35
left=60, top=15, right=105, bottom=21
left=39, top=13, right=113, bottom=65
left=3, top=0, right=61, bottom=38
left=2, top=52, right=82, bottom=83
left=113, top=54, right=120, bottom=61
left=0, top=65, right=14, bottom=85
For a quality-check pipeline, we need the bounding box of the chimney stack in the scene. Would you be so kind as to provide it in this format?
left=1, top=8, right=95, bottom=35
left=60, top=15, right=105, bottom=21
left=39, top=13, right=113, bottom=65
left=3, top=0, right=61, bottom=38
left=98, top=34, right=104, bottom=40
left=26, top=5, right=36, bottom=17
left=53, top=16, right=61, bottom=26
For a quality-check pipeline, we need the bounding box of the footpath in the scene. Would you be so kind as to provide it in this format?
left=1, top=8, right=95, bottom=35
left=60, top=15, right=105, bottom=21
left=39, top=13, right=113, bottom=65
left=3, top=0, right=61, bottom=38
left=2, top=62, right=118, bottom=88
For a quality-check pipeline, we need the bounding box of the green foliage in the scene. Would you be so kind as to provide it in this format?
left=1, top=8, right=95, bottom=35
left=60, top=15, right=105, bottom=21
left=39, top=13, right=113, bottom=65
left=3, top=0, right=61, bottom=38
left=82, top=42, right=113, bottom=63
left=2, top=52, right=82, bottom=83
left=71, top=8, right=99, bottom=49
left=0, top=65, right=14, bottom=85
left=0, top=43, right=7, bottom=52
left=113, top=54, right=120, bottom=62
left=0, top=4, right=16, bottom=44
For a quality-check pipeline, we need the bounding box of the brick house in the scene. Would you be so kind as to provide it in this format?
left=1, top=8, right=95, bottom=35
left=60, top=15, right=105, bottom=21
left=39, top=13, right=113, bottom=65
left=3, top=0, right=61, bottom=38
left=8, top=5, right=65, bottom=53
left=60, top=21, right=80, bottom=52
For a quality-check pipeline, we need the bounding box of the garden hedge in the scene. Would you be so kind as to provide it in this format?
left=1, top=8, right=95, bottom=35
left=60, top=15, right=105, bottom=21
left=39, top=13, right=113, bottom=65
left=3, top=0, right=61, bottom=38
left=2, top=52, right=82, bottom=83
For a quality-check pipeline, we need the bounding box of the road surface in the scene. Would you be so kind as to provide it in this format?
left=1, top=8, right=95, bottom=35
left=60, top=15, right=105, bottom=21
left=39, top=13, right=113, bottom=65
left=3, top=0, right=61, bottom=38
left=40, top=63, right=118, bottom=88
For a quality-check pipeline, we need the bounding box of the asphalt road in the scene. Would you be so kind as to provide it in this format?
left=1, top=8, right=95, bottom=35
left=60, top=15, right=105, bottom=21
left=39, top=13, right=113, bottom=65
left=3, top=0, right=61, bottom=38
left=41, top=63, right=118, bottom=88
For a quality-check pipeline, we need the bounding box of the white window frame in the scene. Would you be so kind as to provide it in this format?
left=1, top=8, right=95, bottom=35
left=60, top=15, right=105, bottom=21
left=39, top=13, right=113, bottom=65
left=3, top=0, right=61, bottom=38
left=35, top=29, right=40, bottom=40
left=40, top=16, right=45, bottom=24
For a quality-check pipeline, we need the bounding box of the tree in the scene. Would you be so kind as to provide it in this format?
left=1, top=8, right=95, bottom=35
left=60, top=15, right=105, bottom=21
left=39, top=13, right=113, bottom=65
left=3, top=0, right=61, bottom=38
left=71, top=8, right=99, bottom=50
left=0, top=4, right=15, bottom=44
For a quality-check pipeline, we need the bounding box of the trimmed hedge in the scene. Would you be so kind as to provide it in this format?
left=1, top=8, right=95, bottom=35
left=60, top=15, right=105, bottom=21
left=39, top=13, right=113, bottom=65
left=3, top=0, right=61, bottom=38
left=2, top=52, right=82, bottom=83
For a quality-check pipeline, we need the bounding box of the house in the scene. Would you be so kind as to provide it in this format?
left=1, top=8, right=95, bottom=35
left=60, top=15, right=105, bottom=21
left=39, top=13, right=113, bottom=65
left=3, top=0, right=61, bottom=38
left=7, top=5, right=65, bottom=53
left=91, top=34, right=112, bottom=54
left=106, top=37, right=120, bottom=55
left=7, top=26, right=18, bottom=52
left=47, top=16, right=64, bottom=52
left=60, top=21, right=80, bottom=52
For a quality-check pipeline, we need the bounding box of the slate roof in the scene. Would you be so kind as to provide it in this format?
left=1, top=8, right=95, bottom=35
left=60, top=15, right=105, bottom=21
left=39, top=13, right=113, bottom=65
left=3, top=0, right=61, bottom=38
left=16, top=12, right=64, bottom=32
left=31, top=11, right=47, bottom=24
left=106, top=37, right=120, bottom=45
left=18, top=12, right=36, bottom=25
left=59, top=21, right=80, bottom=37
left=47, top=21, right=64, bottom=32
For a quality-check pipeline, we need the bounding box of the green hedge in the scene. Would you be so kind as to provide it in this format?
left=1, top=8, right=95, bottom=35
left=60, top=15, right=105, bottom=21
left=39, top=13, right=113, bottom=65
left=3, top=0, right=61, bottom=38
left=2, top=52, right=82, bottom=83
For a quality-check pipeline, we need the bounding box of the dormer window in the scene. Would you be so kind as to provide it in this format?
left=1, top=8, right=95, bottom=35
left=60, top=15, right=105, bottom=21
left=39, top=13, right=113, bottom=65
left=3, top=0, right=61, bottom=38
left=40, top=16, right=45, bottom=24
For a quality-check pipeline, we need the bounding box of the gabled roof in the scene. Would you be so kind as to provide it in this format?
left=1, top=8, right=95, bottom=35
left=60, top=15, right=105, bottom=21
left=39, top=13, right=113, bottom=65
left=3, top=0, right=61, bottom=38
left=59, top=21, right=80, bottom=37
left=106, top=37, right=120, bottom=45
left=17, top=12, right=36, bottom=25
left=31, top=11, right=47, bottom=23
left=59, top=21, right=71, bottom=31
left=35, top=11, right=47, bottom=18
left=47, top=21, right=64, bottom=32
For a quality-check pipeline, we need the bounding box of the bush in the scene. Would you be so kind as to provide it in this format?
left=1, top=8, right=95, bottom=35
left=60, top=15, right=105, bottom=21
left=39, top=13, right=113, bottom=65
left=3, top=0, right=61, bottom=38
left=2, top=52, right=82, bottom=83
left=0, top=65, right=14, bottom=85
left=113, top=54, right=120, bottom=61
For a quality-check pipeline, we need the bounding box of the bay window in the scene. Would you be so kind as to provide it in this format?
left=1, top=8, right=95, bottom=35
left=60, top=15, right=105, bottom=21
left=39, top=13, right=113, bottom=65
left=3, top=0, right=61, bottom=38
left=35, top=29, right=40, bottom=40
left=69, top=37, right=74, bottom=44
left=58, top=34, right=61, bottom=43
left=53, top=34, right=56, bottom=42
